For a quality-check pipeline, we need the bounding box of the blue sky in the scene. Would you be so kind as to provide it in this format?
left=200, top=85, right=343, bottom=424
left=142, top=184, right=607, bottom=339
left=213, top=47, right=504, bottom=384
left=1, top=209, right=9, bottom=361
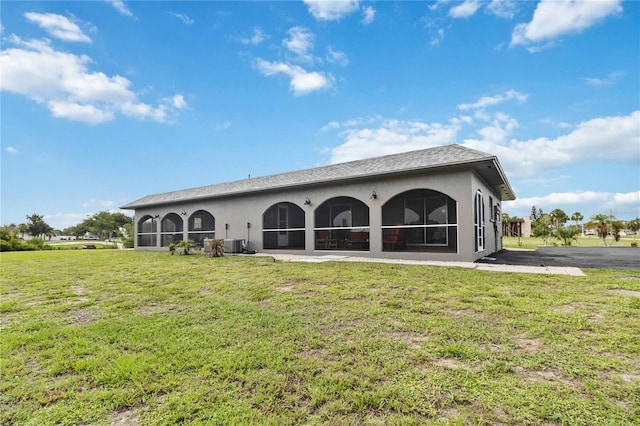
left=1, top=0, right=638, bottom=230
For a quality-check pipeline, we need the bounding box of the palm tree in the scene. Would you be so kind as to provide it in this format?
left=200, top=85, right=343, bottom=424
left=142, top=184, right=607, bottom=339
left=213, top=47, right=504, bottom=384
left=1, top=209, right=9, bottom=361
left=176, top=239, right=196, bottom=255
left=597, top=222, right=608, bottom=246
left=570, top=212, right=583, bottom=228
left=549, top=208, right=568, bottom=229
left=18, top=223, right=29, bottom=240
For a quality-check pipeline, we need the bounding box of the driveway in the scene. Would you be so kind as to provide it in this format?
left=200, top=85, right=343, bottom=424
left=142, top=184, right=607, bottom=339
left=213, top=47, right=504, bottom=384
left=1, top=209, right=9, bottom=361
left=479, top=247, right=640, bottom=270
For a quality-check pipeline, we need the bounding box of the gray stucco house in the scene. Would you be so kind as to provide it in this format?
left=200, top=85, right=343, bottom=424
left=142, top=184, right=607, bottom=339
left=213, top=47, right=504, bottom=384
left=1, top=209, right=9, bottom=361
left=121, top=144, right=515, bottom=262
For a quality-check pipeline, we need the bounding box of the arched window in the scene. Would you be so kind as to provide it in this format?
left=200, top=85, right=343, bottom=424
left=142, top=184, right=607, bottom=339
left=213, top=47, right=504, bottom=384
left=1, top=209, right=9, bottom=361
left=188, top=210, right=215, bottom=247
left=262, top=202, right=305, bottom=249
left=314, top=196, right=369, bottom=251
left=161, top=213, right=183, bottom=247
left=137, top=215, right=157, bottom=247
left=382, top=189, right=457, bottom=253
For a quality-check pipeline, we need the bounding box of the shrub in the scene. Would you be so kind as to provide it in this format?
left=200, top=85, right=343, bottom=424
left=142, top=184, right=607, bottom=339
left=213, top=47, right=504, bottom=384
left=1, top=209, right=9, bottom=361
left=26, top=238, right=47, bottom=250
left=555, top=227, right=580, bottom=246
left=0, top=239, right=13, bottom=252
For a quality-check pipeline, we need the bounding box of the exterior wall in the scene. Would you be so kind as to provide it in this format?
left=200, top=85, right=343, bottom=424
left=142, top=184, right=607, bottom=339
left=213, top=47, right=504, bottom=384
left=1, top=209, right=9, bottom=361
left=133, top=168, right=502, bottom=262
left=470, top=172, right=504, bottom=261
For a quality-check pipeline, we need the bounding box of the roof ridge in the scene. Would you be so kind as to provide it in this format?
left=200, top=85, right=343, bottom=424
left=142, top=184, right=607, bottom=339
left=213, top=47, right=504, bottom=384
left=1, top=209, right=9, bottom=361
left=121, top=144, right=511, bottom=209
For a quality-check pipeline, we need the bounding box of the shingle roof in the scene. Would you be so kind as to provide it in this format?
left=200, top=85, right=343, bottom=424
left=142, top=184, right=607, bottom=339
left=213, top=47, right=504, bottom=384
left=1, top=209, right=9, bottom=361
left=121, top=144, right=515, bottom=209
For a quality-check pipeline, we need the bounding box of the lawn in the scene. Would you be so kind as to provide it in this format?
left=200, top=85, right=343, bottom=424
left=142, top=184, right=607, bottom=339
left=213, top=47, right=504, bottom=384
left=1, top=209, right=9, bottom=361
left=1, top=250, right=639, bottom=425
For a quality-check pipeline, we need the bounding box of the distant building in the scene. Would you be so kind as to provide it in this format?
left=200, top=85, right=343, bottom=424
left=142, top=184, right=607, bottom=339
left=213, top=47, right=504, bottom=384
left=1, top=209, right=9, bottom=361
left=505, top=217, right=531, bottom=238
left=121, top=144, right=516, bottom=262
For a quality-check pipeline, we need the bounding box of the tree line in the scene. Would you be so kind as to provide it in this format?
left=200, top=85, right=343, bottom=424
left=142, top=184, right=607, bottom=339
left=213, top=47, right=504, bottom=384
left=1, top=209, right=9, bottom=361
left=1, top=211, right=133, bottom=251
left=503, top=206, right=640, bottom=246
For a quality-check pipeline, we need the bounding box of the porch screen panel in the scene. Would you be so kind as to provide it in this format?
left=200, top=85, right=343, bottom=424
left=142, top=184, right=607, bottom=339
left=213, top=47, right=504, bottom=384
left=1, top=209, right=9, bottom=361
left=161, top=213, right=183, bottom=247
left=188, top=210, right=215, bottom=247
left=263, top=202, right=305, bottom=249
left=137, top=216, right=157, bottom=247
left=382, top=189, right=457, bottom=253
left=314, top=196, right=369, bottom=251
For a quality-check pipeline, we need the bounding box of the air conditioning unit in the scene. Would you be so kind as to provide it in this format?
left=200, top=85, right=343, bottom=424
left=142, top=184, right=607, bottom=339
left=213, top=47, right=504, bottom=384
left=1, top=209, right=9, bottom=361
left=223, top=239, right=243, bottom=253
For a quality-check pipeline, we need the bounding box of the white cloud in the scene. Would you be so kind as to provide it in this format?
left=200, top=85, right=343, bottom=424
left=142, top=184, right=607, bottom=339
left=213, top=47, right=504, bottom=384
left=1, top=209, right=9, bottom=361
left=6, top=146, right=19, bottom=154
left=170, top=13, right=194, bottom=25
left=170, top=94, right=187, bottom=109
left=462, top=111, right=640, bottom=177
left=429, top=0, right=450, bottom=12
left=449, top=0, right=482, bottom=18
left=361, top=6, right=376, bottom=24
left=486, top=0, right=517, bottom=19
left=511, top=0, right=622, bottom=49
left=283, top=26, right=316, bottom=62
left=83, top=199, right=114, bottom=208
left=303, top=0, right=360, bottom=21
left=615, top=191, right=640, bottom=204
left=584, top=71, right=624, bottom=87
left=457, top=90, right=528, bottom=111
left=241, top=27, right=268, bottom=45
left=216, top=121, right=231, bottom=131
left=107, top=0, right=133, bottom=17
left=431, top=28, right=445, bottom=46
left=24, top=12, right=91, bottom=43
left=322, top=107, right=638, bottom=179
left=326, top=46, right=349, bottom=66
left=49, top=101, right=115, bottom=124
left=328, top=118, right=460, bottom=164
left=254, top=58, right=333, bottom=96
left=0, top=35, right=186, bottom=124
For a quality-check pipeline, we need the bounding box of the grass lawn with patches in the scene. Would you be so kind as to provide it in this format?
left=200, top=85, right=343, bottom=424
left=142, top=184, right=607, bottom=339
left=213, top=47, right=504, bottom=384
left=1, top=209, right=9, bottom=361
left=1, top=250, right=639, bottom=425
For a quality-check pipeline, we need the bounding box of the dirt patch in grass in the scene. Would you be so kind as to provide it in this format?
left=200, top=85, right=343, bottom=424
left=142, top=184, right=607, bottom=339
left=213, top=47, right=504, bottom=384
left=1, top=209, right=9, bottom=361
left=136, top=304, right=177, bottom=316
left=72, top=308, right=100, bottom=326
left=610, top=289, right=640, bottom=297
left=514, top=335, right=543, bottom=352
left=110, top=403, right=144, bottom=425
left=618, top=276, right=640, bottom=281
left=436, top=358, right=466, bottom=370
left=555, top=301, right=586, bottom=312
left=513, top=366, right=583, bottom=390
left=276, top=285, right=294, bottom=292
left=384, top=330, right=429, bottom=349
left=442, top=307, right=484, bottom=320
left=620, top=373, right=640, bottom=383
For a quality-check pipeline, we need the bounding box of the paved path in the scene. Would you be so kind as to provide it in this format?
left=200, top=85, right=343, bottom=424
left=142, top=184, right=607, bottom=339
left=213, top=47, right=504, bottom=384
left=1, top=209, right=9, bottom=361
left=254, top=253, right=586, bottom=276
left=477, top=246, right=640, bottom=270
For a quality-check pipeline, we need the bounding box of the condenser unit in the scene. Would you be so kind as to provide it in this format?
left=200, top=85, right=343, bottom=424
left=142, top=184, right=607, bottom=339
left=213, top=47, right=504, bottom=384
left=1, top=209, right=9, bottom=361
left=223, top=239, right=243, bottom=253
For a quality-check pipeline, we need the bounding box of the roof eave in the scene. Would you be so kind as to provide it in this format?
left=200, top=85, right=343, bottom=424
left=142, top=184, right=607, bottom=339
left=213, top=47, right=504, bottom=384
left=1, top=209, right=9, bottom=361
left=121, top=156, right=510, bottom=210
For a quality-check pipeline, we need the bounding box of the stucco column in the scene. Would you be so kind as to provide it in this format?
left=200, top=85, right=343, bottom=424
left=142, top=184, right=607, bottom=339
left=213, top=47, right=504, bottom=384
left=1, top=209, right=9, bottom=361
left=183, top=214, right=188, bottom=243
left=369, top=198, right=382, bottom=256
left=155, top=216, right=161, bottom=249
left=305, top=204, right=315, bottom=253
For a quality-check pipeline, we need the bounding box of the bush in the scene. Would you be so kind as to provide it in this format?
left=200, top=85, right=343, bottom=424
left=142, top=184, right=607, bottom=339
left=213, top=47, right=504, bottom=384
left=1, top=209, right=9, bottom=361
left=26, top=238, right=48, bottom=250
left=0, top=239, right=13, bottom=252
left=0, top=239, right=36, bottom=252
left=555, top=227, right=580, bottom=246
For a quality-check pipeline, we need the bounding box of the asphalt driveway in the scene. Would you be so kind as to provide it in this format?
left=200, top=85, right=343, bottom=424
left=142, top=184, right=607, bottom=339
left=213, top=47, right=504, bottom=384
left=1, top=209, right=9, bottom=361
left=478, top=247, right=640, bottom=270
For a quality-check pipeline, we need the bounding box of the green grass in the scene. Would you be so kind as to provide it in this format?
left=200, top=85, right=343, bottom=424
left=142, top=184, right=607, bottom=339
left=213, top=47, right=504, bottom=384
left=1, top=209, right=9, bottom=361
left=1, top=250, right=639, bottom=425
left=503, top=235, right=639, bottom=249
